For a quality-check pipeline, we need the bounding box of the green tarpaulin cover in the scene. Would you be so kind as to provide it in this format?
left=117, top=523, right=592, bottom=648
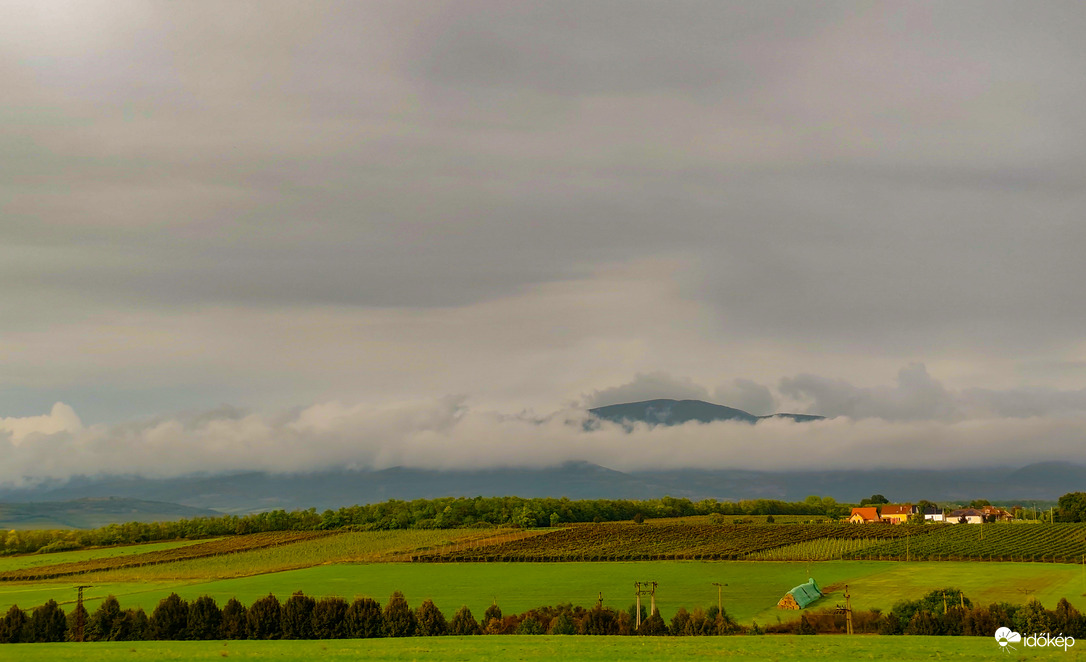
left=788, top=578, right=823, bottom=608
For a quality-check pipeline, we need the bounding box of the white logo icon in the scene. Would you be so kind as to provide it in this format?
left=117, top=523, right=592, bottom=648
left=995, top=627, right=1021, bottom=652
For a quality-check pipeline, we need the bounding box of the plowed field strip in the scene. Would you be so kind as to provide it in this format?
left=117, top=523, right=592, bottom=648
left=0, top=531, right=333, bottom=581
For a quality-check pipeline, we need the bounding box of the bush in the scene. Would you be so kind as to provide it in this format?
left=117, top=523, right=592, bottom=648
left=515, top=617, right=545, bottom=634
left=549, top=612, right=576, bottom=635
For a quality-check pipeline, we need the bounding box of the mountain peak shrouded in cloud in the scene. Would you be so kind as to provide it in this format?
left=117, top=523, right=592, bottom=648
left=6, top=363, right=1086, bottom=488
left=587, top=398, right=822, bottom=426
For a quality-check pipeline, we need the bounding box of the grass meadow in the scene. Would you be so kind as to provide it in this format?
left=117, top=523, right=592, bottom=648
left=1, top=635, right=1073, bottom=661
left=5, top=559, right=1086, bottom=627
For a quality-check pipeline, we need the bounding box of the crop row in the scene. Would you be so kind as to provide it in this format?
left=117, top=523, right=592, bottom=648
left=842, top=523, right=1086, bottom=562
left=413, top=523, right=928, bottom=562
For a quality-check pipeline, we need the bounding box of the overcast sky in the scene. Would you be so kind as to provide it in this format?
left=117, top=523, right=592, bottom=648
left=3, top=2, right=1086, bottom=483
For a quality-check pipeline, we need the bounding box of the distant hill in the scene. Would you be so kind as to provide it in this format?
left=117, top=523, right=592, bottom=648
left=1, top=462, right=1079, bottom=515
left=0, top=497, right=221, bottom=530
left=588, top=398, right=822, bottom=426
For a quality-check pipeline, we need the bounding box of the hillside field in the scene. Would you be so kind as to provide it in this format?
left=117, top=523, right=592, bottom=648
left=5, top=523, right=1086, bottom=627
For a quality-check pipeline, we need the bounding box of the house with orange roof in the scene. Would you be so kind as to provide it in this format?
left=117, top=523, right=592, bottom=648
left=880, top=504, right=914, bottom=525
left=848, top=507, right=881, bottom=524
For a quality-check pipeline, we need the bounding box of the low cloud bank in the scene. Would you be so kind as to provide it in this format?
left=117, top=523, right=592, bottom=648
left=4, top=396, right=1086, bottom=488
left=781, top=363, right=1086, bottom=421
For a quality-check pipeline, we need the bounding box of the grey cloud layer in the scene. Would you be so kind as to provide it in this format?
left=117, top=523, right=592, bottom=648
left=2, top=2, right=1085, bottom=435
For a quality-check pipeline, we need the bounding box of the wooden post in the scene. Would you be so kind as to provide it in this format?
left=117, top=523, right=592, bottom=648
left=635, top=582, right=642, bottom=629
left=650, top=581, right=657, bottom=615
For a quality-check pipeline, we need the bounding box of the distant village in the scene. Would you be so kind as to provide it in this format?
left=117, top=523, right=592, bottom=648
left=848, top=503, right=1015, bottom=525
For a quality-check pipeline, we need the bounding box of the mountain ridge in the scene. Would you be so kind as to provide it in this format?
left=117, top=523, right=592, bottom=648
left=588, top=398, right=823, bottom=426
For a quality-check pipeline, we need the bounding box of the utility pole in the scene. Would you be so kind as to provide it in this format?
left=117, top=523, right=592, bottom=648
left=941, top=591, right=947, bottom=614
left=712, top=582, right=727, bottom=613
left=845, top=585, right=853, bottom=635
left=74, top=585, right=92, bottom=642
left=634, top=581, right=658, bottom=628
left=834, top=584, right=853, bottom=635
left=597, top=592, right=603, bottom=608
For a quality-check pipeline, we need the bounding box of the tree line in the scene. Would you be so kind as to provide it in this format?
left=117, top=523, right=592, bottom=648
left=4, top=589, right=1085, bottom=642
left=2, top=495, right=847, bottom=555
left=0, top=590, right=739, bottom=642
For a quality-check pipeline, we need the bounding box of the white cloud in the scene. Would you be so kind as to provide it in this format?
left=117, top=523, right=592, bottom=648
left=5, top=397, right=1086, bottom=488
left=0, top=402, right=82, bottom=445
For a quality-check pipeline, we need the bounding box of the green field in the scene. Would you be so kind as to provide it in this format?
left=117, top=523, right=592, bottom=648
left=0, top=539, right=211, bottom=573
left=3, top=635, right=1080, bottom=661
left=6, top=559, right=1086, bottom=627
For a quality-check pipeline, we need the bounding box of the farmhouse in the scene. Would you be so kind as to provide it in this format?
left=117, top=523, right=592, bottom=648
left=879, top=504, right=914, bottom=525
left=980, top=506, right=1013, bottom=522
left=848, top=507, right=880, bottom=524
left=919, top=505, right=945, bottom=522
left=947, top=508, right=985, bottom=524
left=777, top=578, right=824, bottom=609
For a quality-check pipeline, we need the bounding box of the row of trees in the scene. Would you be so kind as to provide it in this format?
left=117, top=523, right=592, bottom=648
left=1, top=591, right=740, bottom=643
left=6, top=589, right=1086, bottom=643
left=2, top=495, right=850, bottom=555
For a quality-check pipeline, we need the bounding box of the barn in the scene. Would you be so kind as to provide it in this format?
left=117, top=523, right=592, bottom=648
left=777, top=578, right=824, bottom=609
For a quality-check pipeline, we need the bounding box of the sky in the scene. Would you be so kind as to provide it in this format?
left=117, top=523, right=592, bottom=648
left=2, top=1, right=1086, bottom=485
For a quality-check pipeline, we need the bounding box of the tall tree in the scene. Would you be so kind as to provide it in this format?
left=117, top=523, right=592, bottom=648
left=449, top=606, right=481, bottom=635
left=312, top=597, right=349, bottom=639
left=247, top=594, right=282, bottom=640
left=187, top=595, right=223, bottom=640
left=87, top=596, right=123, bottom=641
left=383, top=592, right=416, bottom=637
left=415, top=599, right=448, bottom=636
left=150, top=593, right=189, bottom=640
left=345, top=597, right=384, bottom=638
left=220, top=598, right=248, bottom=640
left=281, top=591, right=316, bottom=640
left=29, top=600, right=67, bottom=643
left=0, top=605, right=29, bottom=644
